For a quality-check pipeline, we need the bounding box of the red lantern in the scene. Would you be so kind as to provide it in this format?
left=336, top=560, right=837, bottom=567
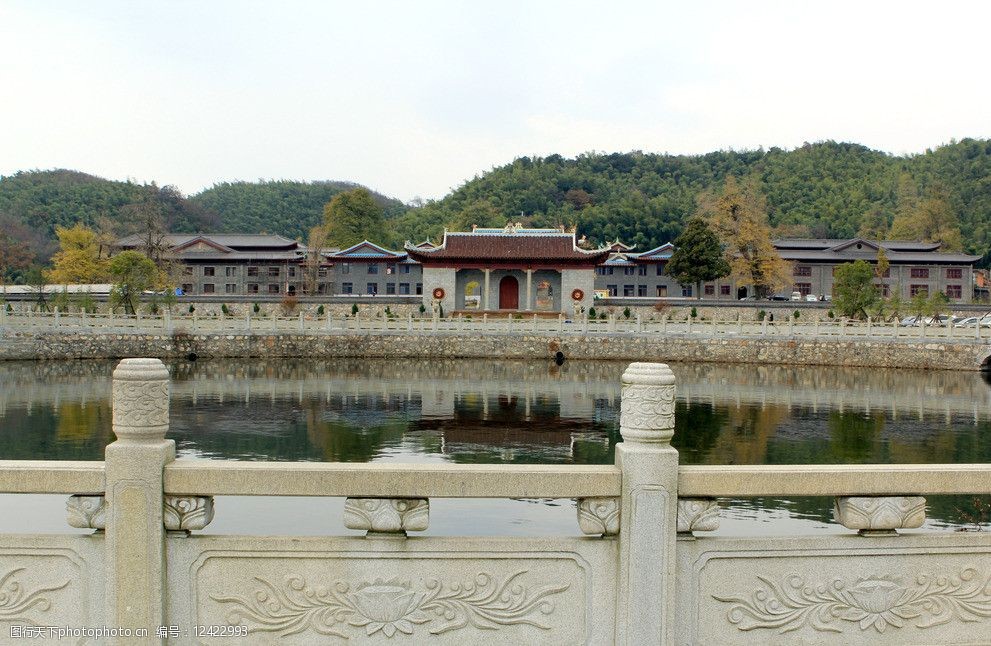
left=571, top=289, right=585, bottom=301
left=432, top=287, right=446, bottom=300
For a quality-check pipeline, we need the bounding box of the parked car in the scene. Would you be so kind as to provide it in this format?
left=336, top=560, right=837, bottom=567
left=899, top=316, right=919, bottom=327
left=956, top=317, right=980, bottom=327
left=790, top=291, right=802, bottom=301
left=804, top=294, right=819, bottom=302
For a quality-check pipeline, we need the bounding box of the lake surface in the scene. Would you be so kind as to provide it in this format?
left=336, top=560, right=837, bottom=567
left=1, top=359, right=989, bottom=536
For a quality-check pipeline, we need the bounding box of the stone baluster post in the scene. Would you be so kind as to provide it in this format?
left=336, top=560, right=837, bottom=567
left=406, top=312, right=413, bottom=332
left=661, top=315, right=667, bottom=335
left=298, top=311, right=305, bottom=333
left=105, top=358, right=174, bottom=644
left=558, top=312, right=564, bottom=333
left=686, top=316, right=692, bottom=335
left=787, top=314, right=793, bottom=336
left=920, top=316, right=926, bottom=339
left=245, top=310, right=251, bottom=332
left=736, top=313, right=742, bottom=334
left=867, top=317, right=872, bottom=337
left=976, top=320, right=982, bottom=340
left=109, top=309, right=115, bottom=329
left=532, top=313, right=538, bottom=332
left=614, top=363, right=679, bottom=645
left=163, top=309, right=171, bottom=333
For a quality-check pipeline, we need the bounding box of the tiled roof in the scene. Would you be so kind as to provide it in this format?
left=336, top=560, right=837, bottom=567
left=404, top=231, right=610, bottom=263
left=117, top=233, right=300, bottom=250
left=326, top=241, right=407, bottom=259
left=779, top=249, right=979, bottom=264
left=773, top=238, right=942, bottom=252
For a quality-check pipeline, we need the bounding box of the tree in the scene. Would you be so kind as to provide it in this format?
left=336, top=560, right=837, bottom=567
left=446, top=199, right=505, bottom=232
left=889, top=185, right=963, bottom=250
left=304, top=223, right=330, bottom=295
left=45, top=224, right=110, bottom=284
left=698, top=176, right=789, bottom=297
left=666, top=217, right=730, bottom=299
left=323, top=188, right=385, bottom=248
left=108, top=251, right=157, bottom=315
left=857, top=205, right=889, bottom=240
left=832, top=260, right=879, bottom=319
left=875, top=247, right=890, bottom=279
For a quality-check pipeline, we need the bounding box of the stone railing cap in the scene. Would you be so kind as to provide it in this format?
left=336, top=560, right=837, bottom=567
left=112, top=358, right=170, bottom=382
left=621, top=362, right=675, bottom=386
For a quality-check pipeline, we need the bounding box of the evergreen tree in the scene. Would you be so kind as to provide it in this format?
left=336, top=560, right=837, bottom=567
left=666, top=217, right=730, bottom=299
left=323, top=188, right=385, bottom=248
left=832, top=260, right=879, bottom=319
left=108, top=251, right=157, bottom=315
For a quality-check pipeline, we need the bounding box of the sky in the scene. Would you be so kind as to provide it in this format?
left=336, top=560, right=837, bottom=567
left=1, top=1, right=989, bottom=202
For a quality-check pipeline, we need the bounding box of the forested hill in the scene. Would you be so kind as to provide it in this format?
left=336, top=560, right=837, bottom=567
left=392, top=139, right=991, bottom=258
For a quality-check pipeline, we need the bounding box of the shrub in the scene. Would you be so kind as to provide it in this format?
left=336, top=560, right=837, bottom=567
left=828, top=310, right=835, bottom=319
left=757, top=310, right=766, bottom=321
left=317, top=304, right=325, bottom=316
left=280, top=294, right=299, bottom=316
left=623, top=306, right=631, bottom=319
left=598, top=312, right=607, bottom=320
left=253, top=302, right=260, bottom=314
left=221, top=304, right=230, bottom=317
left=690, top=307, right=698, bottom=319
left=588, top=307, right=597, bottom=319
left=653, top=301, right=669, bottom=313
left=793, top=310, right=800, bottom=320
left=418, top=304, right=426, bottom=315
left=351, top=303, right=359, bottom=316
left=188, top=305, right=195, bottom=314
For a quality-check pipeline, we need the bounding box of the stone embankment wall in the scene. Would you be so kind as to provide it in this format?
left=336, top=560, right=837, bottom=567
left=2, top=329, right=989, bottom=370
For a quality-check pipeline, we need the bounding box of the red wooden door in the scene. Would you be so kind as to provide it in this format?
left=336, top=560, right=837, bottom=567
left=499, top=276, right=519, bottom=309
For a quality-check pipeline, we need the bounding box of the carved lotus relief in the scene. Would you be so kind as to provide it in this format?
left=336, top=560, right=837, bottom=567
left=714, top=568, right=991, bottom=634
left=212, top=570, right=568, bottom=639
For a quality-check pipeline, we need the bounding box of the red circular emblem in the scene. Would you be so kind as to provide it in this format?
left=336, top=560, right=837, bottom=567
left=432, top=287, right=445, bottom=300
left=571, top=289, right=585, bottom=301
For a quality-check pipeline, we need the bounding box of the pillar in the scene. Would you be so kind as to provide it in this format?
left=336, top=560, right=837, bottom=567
left=615, top=363, right=678, bottom=645
left=105, top=358, right=174, bottom=644
left=525, top=268, right=533, bottom=311
left=483, top=268, right=492, bottom=311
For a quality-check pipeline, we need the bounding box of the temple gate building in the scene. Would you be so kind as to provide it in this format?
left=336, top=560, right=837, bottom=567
left=404, top=224, right=611, bottom=314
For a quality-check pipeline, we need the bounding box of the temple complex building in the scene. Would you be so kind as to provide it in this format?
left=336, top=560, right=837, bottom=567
left=404, top=224, right=610, bottom=315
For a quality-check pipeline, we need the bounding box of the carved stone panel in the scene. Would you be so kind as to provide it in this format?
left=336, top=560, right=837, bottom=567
left=343, top=497, right=429, bottom=533
left=684, top=537, right=991, bottom=645
left=190, top=549, right=593, bottom=644
left=0, top=547, right=90, bottom=632
left=834, top=496, right=926, bottom=533
left=677, top=498, right=719, bottom=533
left=577, top=498, right=620, bottom=536
left=164, top=496, right=215, bottom=531
left=619, top=363, right=676, bottom=443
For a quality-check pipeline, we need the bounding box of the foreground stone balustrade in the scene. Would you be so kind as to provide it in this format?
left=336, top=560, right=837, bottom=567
left=66, top=494, right=215, bottom=532
left=676, top=497, right=720, bottom=534
left=343, top=497, right=429, bottom=535
left=833, top=495, right=926, bottom=535
left=577, top=497, right=620, bottom=536
left=66, top=494, right=107, bottom=530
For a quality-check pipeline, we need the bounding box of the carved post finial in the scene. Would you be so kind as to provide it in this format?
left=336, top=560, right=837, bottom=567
left=620, top=362, right=676, bottom=444
left=112, top=358, right=170, bottom=442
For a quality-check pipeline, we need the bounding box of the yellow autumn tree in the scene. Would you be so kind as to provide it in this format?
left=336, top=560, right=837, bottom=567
left=45, top=224, right=110, bottom=284
left=697, top=176, right=790, bottom=298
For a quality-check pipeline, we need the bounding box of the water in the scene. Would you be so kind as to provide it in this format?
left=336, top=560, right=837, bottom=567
left=1, top=359, right=989, bottom=535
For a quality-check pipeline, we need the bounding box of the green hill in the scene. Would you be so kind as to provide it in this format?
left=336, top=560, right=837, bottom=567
left=393, top=139, right=991, bottom=258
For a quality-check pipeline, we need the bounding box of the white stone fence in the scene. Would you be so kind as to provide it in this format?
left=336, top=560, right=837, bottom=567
left=3, top=307, right=989, bottom=341
left=0, top=359, right=989, bottom=644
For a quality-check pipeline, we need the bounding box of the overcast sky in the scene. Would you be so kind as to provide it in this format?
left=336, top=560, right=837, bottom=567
left=1, top=1, right=988, bottom=202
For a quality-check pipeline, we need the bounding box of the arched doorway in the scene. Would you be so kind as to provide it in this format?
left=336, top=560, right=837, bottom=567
left=499, top=276, right=519, bottom=309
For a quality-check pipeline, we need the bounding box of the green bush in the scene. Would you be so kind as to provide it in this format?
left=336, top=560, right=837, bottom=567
left=690, top=307, right=698, bottom=319
left=317, top=304, right=325, bottom=316
left=623, top=306, right=631, bottom=319
left=221, top=304, right=230, bottom=316
left=828, top=310, right=835, bottom=318
left=351, top=303, right=359, bottom=316
left=588, top=307, right=597, bottom=319
left=757, top=310, right=766, bottom=321
left=793, top=310, right=800, bottom=320
left=253, top=302, right=260, bottom=314
left=598, top=312, right=607, bottom=320
left=188, top=305, right=195, bottom=314
left=418, top=304, right=426, bottom=315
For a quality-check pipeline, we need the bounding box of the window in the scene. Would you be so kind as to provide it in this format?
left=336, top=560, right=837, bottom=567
left=879, top=267, right=890, bottom=278
left=656, top=265, right=664, bottom=276
left=386, top=264, right=396, bottom=275
left=399, top=283, right=411, bottom=295
left=879, top=283, right=890, bottom=297
left=656, top=285, right=668, bottom=297
left=367, top=283, right=378, bottom=295
left=947, top=268, right=962, bottom=279
left=318, top=268, right=328, bottom=278
left=247, top=267, right=259, bottom=277
left=624, top=285, right=635, bottom=297
left=203, top=266, right=215, bottom=277
left=596, top=267, right=609, bottom=276
left=268, top=284, right=280, bottom=294
left=415, top=283, right=423, bottom=295
left=621, top=267, right=633, bottom=276
left=720, top=285, right=731, bottom=296
left=288, top=267, right=296, bottom=278
left=225, top=283, right=237, bottom=294
left=638, top=265, right=647, bottom=276
left=704, top=285, right=715, bottom=296
left=910, top=267, right=929, bottom=279
left=247, top=283, right=259, bottom=294
left=268, top=266, right=280, bottom=277
left=225, top=266, right=236, bottom=277
left=681, top=286, right=692, bottom=297
left=183, top=266, right=193, bottom=276
left=607, top=285, right=618, bottom=297
left=386, top=283, right=396, bottom=295
left=400, top=264, right=411, bottom=274
left=203, top=283, right=215, bottom=293
left=946, top=284, right=962, bottom=299
left=794, top=282, right=812, bottom=296
left=367, top=264, right=378, bottom=275
left=181, top=283, right=193, bottom=294
left=342, top=282, right=353, bottom=294
left=637, top=284, right=647, bottom=297
left=317, top=284, right=327, bottom=294
left=794, top=265, right=812, bottom=277
left=340, top=263, right=350, bottom=275
left=910, top=284, right=928, bottom=297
